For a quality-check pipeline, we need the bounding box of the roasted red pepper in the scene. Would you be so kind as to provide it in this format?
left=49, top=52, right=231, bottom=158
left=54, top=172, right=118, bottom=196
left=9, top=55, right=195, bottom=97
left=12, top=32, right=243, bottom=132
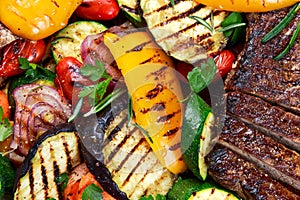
left=75, top=0, right=120, bottom=21
left=0, top=39, right=46, bottom=77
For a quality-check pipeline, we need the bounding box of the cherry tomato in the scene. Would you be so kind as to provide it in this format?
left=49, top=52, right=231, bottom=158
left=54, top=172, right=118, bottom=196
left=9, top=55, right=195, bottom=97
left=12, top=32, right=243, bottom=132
left=75, top=0, right=120, bottom=21
left=0, top=39, right=46, bottom=77
left=55, top=57, right=84, bottom=101
left=214, top=50, right=236, bottom=77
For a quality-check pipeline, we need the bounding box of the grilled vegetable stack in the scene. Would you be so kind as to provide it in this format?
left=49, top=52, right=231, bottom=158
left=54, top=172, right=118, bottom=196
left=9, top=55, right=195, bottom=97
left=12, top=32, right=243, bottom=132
left=104, top=29, right=187, bottom=175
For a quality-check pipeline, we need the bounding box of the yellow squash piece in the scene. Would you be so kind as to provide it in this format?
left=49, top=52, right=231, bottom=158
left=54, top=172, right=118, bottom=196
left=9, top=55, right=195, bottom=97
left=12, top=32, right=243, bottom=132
left=195, top=0, right=299, bottom=12
left=104, top=31, right=187, bottom=174
left=0, top=0, right=82, bottom=40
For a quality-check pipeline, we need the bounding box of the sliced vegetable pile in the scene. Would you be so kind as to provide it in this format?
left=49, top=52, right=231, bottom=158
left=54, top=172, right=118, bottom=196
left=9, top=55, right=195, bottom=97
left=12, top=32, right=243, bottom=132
left=0, top=0, right=298, bottom=199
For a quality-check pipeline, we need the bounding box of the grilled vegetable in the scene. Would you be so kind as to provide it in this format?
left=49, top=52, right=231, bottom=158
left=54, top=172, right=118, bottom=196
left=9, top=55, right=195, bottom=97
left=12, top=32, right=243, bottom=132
left=12, top=84, right=72, bottom=156
left=51, top=21, right=107, bottom=63
left=194, top=0, right=299, bottom=12
left=117, top=0, right=144, bottom=27
left=75, top=0, right=120, bottom=21
left=64, top=163, right=116, bottom=200
left=0, top=39, right=46, bottom=77
left=181, top=93, right=213, bottom=181
left=0, top=0, right=82, bottom=40
left=95, top=99, right=178, bottom=199
left=104, top=29, right=187, bottom=174
left=140, top=0, right=228, bottom=64
left=13, top=123, right=82, bottom=200
left=167, top=178, right=240, bottom=200
left=0, top=154, right=16, bottom=198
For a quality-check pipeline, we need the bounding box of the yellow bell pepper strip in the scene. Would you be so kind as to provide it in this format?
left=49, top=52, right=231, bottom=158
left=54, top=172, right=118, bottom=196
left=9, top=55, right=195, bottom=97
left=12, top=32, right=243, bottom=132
left=104, top=31, right=187, bottom=174
left=195, top=0, right=299, bottom=12
left=0, top=0, right=82, bottom=40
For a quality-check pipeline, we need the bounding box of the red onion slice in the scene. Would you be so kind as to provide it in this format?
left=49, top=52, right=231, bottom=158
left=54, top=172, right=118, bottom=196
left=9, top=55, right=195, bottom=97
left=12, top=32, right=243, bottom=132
left=12, top=84, right=72, bottom=156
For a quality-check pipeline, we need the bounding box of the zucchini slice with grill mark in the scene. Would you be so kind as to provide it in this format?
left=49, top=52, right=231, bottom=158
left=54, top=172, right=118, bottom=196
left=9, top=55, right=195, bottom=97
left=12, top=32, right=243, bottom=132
left=140, top=0, right=228, bottom=64
left=13, top=123, right=82, bottom=200
left=96, top=98, right=178, bottom=199
left=168, top=178, right=240, bottom=200
left=51, top=21, right=107, bottom=63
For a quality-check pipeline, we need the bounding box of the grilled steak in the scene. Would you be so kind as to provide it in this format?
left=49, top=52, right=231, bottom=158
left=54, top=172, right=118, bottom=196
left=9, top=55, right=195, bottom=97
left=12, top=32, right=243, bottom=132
left=218, top=115, right=300, bottom=191
left=206, top=6, right=300, bottom=199
left=226, top=91, right=300, bottom=152
left=206, top=146, right=300, bottom=200
left=225, top=7, right=300, bottom=114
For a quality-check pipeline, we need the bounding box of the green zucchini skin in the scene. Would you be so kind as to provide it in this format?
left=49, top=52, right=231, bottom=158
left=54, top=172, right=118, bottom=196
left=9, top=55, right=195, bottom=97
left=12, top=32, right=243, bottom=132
left=181, top=93, right=212, bottom=181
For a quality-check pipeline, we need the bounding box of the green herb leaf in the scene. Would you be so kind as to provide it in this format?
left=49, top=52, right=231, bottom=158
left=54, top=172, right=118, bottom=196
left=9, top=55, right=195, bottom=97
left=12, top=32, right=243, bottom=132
left=80, top=60, right=108, bottom=81
left=82, top=183, right=103, bottom=200
left=170, top=0, right=175, bottom=8
left=55, top=173, right=69, bottom=191
left=46, top=198, right=56, bottom=200
left=0, top=107, right=13, bottom=142
left=18, top=57, right=31, bottom=70
left=83, top=89, right=125, bottom=117
left=187, top=58, right=216, bottom=93
left=220, top=12, right=246, bottom=45
left=274, top=21, right=300, bottom=60
left=189, top=16, right=214, bottom=32
left=262, top=3, right=299, bottom=43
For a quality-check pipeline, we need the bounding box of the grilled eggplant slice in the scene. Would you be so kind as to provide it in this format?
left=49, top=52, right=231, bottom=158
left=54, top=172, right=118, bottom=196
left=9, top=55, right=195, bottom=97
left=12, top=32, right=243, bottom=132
left=13, top=123, right=82, bottom=200
left=96, top=99, right=178, bottom=199
left=140, top=0, right=228, bottom=64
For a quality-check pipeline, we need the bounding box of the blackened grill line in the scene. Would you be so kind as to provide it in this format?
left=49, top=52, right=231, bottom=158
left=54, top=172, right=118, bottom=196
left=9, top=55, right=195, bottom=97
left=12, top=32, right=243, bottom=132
left=39, top=150, right=49, bottom=198
left=125, top=40, right=152, bottom=54
left=116, top=133, right=147, bottom=173
left=151, top=3, right=206, bottom=29
left=28, top=164, right=35, bottom=199
left=121, top=145, right=152, bottom=189
left=53, top=160, right=63, bottom=200
left=137, top=159, right=161, bottom=198
left=103, top=116, right=128, bottom=148
left=143, top=0, right=183, bottom=17
left=61, top=135, right=73, bottom=172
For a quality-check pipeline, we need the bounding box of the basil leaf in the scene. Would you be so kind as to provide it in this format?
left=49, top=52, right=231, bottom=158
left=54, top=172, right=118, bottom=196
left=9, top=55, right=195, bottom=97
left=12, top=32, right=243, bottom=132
left=187, top=58, right=216, bottom=93
left=82, top=183, right=103, bottom=200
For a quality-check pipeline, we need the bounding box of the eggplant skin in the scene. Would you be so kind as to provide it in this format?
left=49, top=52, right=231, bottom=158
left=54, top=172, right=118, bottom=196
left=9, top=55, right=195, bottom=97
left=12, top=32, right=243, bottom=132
left=13, top=123, right=82, bottom=200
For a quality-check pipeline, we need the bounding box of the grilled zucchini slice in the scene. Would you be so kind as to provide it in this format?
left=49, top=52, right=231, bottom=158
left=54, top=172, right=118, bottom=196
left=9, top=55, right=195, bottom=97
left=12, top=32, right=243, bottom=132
left=97, top=102, right=178, bottom=199
left=51, top=21, right=107, bottom=63
left=168, top=178, right=240, bottom=200
left=13, top=123, right=82, bottom=200
left=140, top=0, right=228, bottom=64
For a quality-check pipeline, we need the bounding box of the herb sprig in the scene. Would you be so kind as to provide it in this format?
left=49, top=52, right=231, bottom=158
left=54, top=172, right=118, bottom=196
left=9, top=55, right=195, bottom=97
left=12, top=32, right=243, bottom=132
left=68, top=60, right=124, bottom=122
left=261, top=3, right=300, bottom=60
left=189, top=12, right=246, bottom=44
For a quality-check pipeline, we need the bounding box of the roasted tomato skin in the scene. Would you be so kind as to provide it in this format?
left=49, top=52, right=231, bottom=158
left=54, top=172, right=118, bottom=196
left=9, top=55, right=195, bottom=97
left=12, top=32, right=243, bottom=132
left=0, top=39, right=46, bottom=77
left=214, top=50, right=235, bottom=77
left=55, top=57, right=84, bottom=101
left=75, top=0, right=120, bottom=21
